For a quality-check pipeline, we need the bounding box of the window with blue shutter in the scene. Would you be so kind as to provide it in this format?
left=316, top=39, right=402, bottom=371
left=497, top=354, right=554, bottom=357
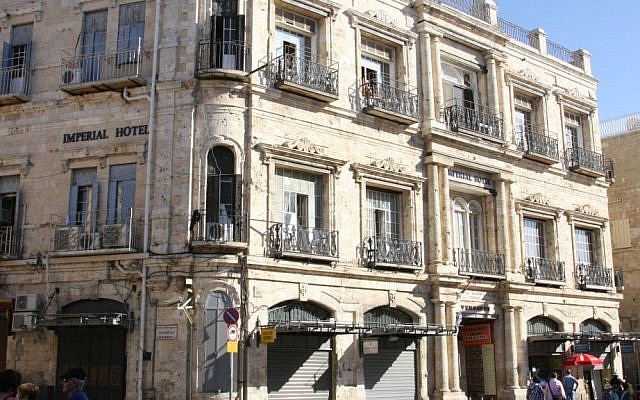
left=69, top=168, right=98, bottom=226
left=107, top=164, right=136, bottom=223
left=117, top=2, right=145, bottom=63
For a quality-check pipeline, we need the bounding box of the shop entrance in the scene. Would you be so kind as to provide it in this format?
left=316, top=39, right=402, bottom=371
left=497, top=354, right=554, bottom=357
left=459, top=321, right=496, bottom=400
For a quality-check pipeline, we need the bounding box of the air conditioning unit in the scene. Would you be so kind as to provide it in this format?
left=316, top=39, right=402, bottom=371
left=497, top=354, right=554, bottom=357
left=61, top=67, right=82, bottom=85
left=101, top=224, right=127, bottom=247
left=54, top=226, right=81, bottom=251
left=12, top=312, right=38, bottom=332
left=14, top=293, right=41, bottom=312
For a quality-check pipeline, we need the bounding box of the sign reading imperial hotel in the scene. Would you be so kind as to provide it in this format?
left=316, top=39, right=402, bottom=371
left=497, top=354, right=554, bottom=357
left=62, top=124, right=149, bottom=143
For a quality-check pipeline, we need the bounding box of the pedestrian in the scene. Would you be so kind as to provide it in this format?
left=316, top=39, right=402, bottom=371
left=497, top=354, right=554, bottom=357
left=16, top=383, right=38, bottom=400
left=549, top=372, right=567, bottom=400
left=604, top=384, right=618, bottom=400
left=632, top=384, right=640, bottom=400
left=528, top=376, right=546, bottom=400
left=541, top=378, right=553, bottom=400
left=60, top=368, right=90, bottom=400
left=562, top=369, right=579, bottom=400
left=619, top=382, right=631, bottom=400
left=611, top=373, right=622, bottom=387
left=0, top=370, right=21, bottom=400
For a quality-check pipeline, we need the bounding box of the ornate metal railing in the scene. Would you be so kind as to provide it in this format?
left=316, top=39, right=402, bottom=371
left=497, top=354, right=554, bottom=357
left=498, top=18, right=539, bottom=48
left=547, top=40, right=582, bottom=68
left=196, top=39, right=251, bottom=73
left=565, top=147, right=606, bottom=175
left=1, top=57, right=30, bottom=96
left=614, top=269, right=624, bottom=291
left=455, top=248, right=505, bottom=277
left=269, top=223, right=339, bottom=259
left=52, top=208, right=142, bottom=252
left=269, top=51, right=339, bottom=97
left=443, top=101, right=503, bottom=140
left=0, top=226, right=20, bottom=258
left=430, top=0, right=491, bottom=23
left=517, top=126, right=559, bottom=161
left=364, top=236, right=422, bottom=269
left=189, top=209, right=245, bottom=243
left=524, top=257, right=565, bottom=283
left=360, top=78, right=418, bottom=120
left=59, top=38, right=150, bottom=86
left=577, top=264, right=613, bottom=289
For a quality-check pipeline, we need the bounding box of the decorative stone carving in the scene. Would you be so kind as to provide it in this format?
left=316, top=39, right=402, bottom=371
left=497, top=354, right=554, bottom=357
left=388, top=290, right=397, bottom=308
left=525, top=193, right=550, bottom=205
left=364, top=9, right=398, bottom=27
left=542, top=302, right=548, bottom=316
left=593, top=306, right=598, bottom=319
left=371, top=157, right=406, bottom=173
left=20, top=158, right=32, bottom=176
left=299, top=283, right=308, bottom=301
left=576, top=204, right=599, bottom=217
left=61, top=159, right=70, bottom=173
left=283, top=138, right=324, bottom=155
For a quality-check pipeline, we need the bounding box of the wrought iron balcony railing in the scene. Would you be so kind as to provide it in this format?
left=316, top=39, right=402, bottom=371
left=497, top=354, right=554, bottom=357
left=455, top=248, right=505, bottom=278
left=52, top=208, right=142, bottom=253
left=0, top=226, right=20, bottom=258
left=565, top=147, right=606, bottom=177
left=189, top=209, right=246, bottom=243
left=577, top=264, right=613, bottom=290
left=196, top=39, right=251, bottom=75
left=269, top=223, right=339, bottom=260
left=524, top=257, right=565, bottom=284
left=517, top=125, right=559, bottom=163
left=443, top=101, right=504, bottom=140
left=0, top=57, right=30, bottom=103
left=59, top=38, right=150, bottom=92
left=364, top=236, right=422, bottom=270
left=614, top=268, right=624, bottom=291
left=360, top=78, right=419, bottom=123
left=269, top=50, right=339, bottom=101
left=430, top=0, right=491, bottom=23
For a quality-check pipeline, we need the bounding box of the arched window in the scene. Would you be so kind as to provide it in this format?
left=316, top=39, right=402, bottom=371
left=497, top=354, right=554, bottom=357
left=453, top=197, right=484, bottom=251
left=580, top=319, right=608, bottom=335
left=527, top=316, right=559, bottom=335
left=364, top=307, right=413, bottom=327
left=205, top=146, right=241, bottom=240
left=203, top=290, right=233, bottom=392
left=268, top=300, right=330, bottom=323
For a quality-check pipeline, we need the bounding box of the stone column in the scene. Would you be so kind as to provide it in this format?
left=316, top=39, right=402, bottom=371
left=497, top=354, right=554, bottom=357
left=418, top=25, right=436, bottom=124
left=485, top=52, right=499, bottom=113
left=446, top=301, right=461, bottom=391
left=496, top=179, right=512, bottom=273
left=503, top=305, right=519, bottom=388
left=441, top=166, right=452, bottom=265
left=428, top=163, right=442, bottom=267
left=434, top=300, right=450, bottom=395
left=433, top=35, right=443, bottom=118
left=516, top=306, right=528, bottom=388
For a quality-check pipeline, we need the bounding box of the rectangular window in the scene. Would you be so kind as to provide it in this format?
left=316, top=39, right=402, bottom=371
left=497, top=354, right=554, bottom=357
left=1, top=24, right=32, bottom=94
left=275, top=169, right=323, bottom=228
left=210, top=0, right=245, bottom=69
left=524, top=218, right=545, bottom=259
left=0, top=175, right=19, bottom=227
left=108, top=164, right=136, bottom=223
left=361, top=38, right=393, bottom=86
left=564, top=111, right=583, bottom=149
left=82, top=10, right=107, bottom=81
left=442, top=63, right=475, bottom=109
left=366, top=189, right=400, bottom=239
left=69, top=168, right=98, bottom=226
left=575, top=227, right=594, bottom=265
left=117, top=2, right=145, bottom=63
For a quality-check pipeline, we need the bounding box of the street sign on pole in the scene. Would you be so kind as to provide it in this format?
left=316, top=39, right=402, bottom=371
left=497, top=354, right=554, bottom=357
left=227, top=324, right=239, bottom=342
left=223, top=307, right=240, bottom=325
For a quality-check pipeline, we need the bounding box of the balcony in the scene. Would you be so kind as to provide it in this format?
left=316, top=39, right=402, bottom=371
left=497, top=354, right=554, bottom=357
left=577, top=264, right=613, bottom=291
left=0, top=225, right=20, bottom=259
left=524, top=257, right=565, bottom=286
left=268, top=50, right=339, bottom=102
left=443, top=101, right=504, bottom=141
left=59, top=39, right=150, bottom=95
left=51, top=208, right=142, bottom=255
left=196, top=40, right=251, bottom=80
left=269, top=223, right=339, bottom=262
left=565, top=147, right=606, bottom=178
left=0, top=58, right=30, bottom=105
left=364, top=236, right=422, bottom=271
left=190, top=210, right=247, bottom=253
left=360, top=78, right=418, bottom=124
left=517, top=126, right=559, bottom=164
left=455, top=248, right=505, bottom=279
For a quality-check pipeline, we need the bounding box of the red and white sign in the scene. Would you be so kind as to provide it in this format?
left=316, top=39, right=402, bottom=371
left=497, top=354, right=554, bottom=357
left=461, top=323, right=492, bottom=346
left=227, top=324, right=239, bottom=342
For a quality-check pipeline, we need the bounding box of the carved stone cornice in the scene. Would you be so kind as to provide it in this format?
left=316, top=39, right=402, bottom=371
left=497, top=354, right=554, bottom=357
left=0, top=154, right=32, bottom=176
left=505, top=68, right=552, bottom=97
left=346, top=8, right=418, bottom=44
left=256, top=139, right=347, bottom=176
left=515, top=193, right=563, bottom=220
left=555, top=87, right=597, bottom=113
left=277, top=0, right=341, bottom=20
left=565, top=206, right=607, bottom=229
left=351, top=159, right=425, bottom=192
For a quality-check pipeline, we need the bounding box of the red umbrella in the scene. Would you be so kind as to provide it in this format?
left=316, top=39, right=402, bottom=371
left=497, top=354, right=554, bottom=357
left=562, top=353, right=603, bottom=366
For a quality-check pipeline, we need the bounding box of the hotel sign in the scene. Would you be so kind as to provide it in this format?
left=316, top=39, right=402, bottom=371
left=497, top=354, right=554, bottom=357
left=448, top=168, right=495, bottom=190
left=63, top=124, right=148, bottom=144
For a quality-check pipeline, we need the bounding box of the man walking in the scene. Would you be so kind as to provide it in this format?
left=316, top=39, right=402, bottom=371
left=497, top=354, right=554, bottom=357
left=562, top=370, right=579, bottom=400
left=60, top=369, right=90, bottom=400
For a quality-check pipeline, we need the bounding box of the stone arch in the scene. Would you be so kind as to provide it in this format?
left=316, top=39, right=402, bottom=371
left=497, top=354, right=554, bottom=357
left=580, top=318, right=609, bottom=334
left=527, top=315, right=560, bottom=335
left=363, top=306, right=415, bottom=326
left=61, top=297, right=127, bottom=314
left=268, top=300, right=332, bottom=323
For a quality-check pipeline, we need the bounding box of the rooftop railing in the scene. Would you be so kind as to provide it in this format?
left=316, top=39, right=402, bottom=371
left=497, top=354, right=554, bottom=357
left=431, top=0, right=491, bottom=23
left=600, top=112, right=640, bottom=138
left=498, top=18, right=539, bottom=48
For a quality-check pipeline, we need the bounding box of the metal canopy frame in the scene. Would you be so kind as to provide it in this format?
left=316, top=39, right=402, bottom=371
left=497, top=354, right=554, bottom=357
left=40, top=312, right=131, bottom=329
left=527, top=331, right=640, bottom=342
left=263, top=320, right=457, bottom=337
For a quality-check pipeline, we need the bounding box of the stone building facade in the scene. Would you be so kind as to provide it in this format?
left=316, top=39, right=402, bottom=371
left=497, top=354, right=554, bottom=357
left=0, top=1, right=622, bottom=400
left=602, top=114, right=640, bottom=384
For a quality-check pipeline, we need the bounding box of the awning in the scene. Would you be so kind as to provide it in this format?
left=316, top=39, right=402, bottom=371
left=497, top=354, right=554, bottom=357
left=40, top=312, right=132, bottom=329
left=264, top=320, right=457, bottom=336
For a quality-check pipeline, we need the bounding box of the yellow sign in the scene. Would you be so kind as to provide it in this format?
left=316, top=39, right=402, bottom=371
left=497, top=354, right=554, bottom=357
left=227, top=340, right=238, bottom=353
left=260, top=327, right=277, bottom=344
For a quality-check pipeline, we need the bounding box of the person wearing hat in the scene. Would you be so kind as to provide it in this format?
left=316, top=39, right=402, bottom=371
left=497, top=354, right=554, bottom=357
left=60, top=369, right=89, bottom=400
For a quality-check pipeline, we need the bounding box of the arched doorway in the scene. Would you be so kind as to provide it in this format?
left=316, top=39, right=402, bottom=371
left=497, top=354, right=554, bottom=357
left=527, top=316, right=562, bottom=380
left=54, top=299, right=128, bottom=400
left=363, top=307, right=416, bottom=400
left=267, top=301, right=332, bottom=399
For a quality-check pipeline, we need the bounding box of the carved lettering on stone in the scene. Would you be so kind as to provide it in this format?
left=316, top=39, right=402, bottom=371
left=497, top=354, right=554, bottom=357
left=371, top=157, right=406, bottom=173
left=525, top=193, right=550, bottom=205
left=576, top=204, right=599, bottom=216
left=517, top=68, right=538, bottom=83
left=283, top=138, right=323, bottom=155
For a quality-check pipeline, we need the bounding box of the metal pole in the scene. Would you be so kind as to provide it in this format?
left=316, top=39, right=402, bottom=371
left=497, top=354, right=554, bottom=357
left=230, top=352, right=233, bottom=400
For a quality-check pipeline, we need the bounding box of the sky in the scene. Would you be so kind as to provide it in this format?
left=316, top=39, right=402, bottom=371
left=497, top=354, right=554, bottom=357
left=496, top=1, right=640, bottom=122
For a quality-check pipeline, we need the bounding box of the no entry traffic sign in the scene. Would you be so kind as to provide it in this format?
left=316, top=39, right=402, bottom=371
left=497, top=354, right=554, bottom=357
left=223, top=307, right=240, bottom=325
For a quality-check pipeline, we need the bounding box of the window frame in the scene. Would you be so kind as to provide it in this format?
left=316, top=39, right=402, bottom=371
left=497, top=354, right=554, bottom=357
left=452, top=196, right=485, bottom=252
left=515, top=196, right=563, bottom=266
